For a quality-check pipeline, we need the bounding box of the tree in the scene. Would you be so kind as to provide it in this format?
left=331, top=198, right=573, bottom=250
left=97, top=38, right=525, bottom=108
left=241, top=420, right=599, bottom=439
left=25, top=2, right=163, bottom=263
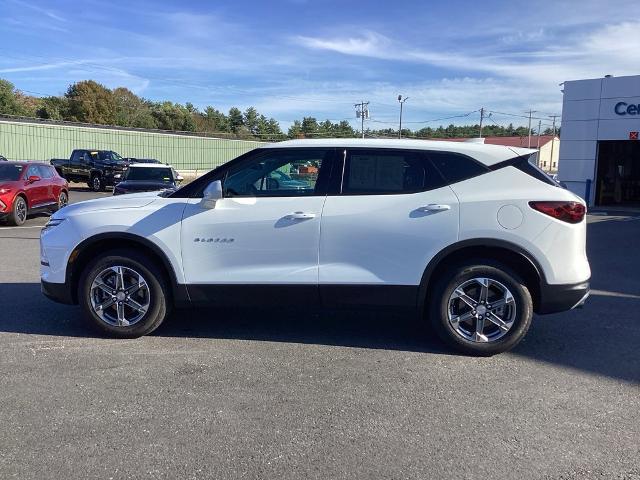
left=150, top=101, right=196, bottom=132
left=243, top=107, right=259, bottom=135
left=65, top=80, right=116, bottom=124
left=113, top=87, right=146, bottom=127
left=301, top=117, right=319, bottom=136
left=288, top=120, right=303, bottom=138
left=228, top=107, right=244, bottom=133
left=0, top=79, right=28, bottom=116
left=36, top=96, right=68, bottom=120
left=203, top=107, right=229, bottom=132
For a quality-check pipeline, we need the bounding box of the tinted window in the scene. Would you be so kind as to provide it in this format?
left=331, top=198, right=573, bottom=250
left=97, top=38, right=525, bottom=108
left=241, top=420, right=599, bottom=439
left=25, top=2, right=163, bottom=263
left=26, top=165, right=39, bottom=178
left=71, top=150, right=84, bottom=163
left=0, top=164, right=23, bottom=181
left=124, top=167, right=174, bottom=182
left=428, top=151, right=489, bottom=184
left=224, top=149, right=331, bottom=197
left=342, top=149, right=444, bottom=195
left=489, top=154, right=557, bottom=186
left=38, top=165, right=53, bottom=178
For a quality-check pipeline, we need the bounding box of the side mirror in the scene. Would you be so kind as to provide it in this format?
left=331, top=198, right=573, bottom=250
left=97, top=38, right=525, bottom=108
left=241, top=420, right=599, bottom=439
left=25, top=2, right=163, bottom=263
left=176, top=175, right=184, bottom=183
left=201, top=180, right=223, bottom=209
left=28, top=175, right=41, bottom=184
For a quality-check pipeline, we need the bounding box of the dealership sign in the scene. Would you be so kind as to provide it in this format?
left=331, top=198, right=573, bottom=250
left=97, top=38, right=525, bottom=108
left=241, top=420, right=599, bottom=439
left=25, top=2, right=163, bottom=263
left=615, top=102, right=640, bottom=115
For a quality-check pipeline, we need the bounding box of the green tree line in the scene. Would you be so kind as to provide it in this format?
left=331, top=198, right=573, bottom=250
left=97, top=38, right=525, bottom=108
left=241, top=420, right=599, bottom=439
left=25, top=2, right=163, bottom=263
left=0, top=78, right=553, bottom=140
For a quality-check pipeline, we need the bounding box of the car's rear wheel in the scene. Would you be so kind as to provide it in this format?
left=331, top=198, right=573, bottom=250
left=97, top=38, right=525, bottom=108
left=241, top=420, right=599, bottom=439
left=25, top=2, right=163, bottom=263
left=429, top=261, right=533, bottom=356
left=78, top=249, right=171, bottom=337
left=7, top=195, right=28, bottom=226
left=53, top=190, right=68, bottom=211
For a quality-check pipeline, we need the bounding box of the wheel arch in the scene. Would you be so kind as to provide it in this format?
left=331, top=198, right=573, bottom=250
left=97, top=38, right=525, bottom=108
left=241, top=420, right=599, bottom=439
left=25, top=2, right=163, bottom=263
left=66, top=232, right=188, bottom=305
left=418, top=239, right=546, bottom=314
left=14, top=191, right=29, bottom=210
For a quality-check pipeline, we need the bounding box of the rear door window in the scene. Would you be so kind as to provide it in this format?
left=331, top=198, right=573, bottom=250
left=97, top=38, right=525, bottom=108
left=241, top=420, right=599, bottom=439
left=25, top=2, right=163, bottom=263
left=341, top=149, right=444, bottom=195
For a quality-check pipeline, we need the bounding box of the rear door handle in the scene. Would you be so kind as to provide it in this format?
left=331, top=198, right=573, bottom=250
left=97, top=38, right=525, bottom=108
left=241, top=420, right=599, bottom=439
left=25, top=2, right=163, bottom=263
left=287, top=212, right=316, bottom=220
left=418, top=204, right=451, bottom=212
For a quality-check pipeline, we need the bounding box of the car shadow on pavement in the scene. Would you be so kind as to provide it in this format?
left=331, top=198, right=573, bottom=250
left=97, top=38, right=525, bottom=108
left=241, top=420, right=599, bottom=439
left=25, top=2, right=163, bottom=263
left=0, top=282, right=639, bottom=382
left=0, top=282, right=452, bottom=355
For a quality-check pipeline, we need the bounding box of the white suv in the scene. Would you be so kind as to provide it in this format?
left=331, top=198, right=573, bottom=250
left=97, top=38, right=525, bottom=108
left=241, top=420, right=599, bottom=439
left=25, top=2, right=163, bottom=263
left=40, top=139, right=590, bottom=355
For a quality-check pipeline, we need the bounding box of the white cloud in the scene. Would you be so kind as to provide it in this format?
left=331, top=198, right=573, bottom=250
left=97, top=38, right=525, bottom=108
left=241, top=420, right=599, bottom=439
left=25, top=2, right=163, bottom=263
left=6, top=0, right=65, bottom=22
left=295, top=31, right=394, bottom=58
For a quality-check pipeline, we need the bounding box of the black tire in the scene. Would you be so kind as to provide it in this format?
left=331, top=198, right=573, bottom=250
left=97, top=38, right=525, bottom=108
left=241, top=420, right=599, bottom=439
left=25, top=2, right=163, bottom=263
left=428, top=260, right=533, bottom=356
left=90, top=174, right=105, bottom=192
left=52, top=190, right=68, bottom=212
left=7, top=195, right=28, bottom=226
left=78, top=249, right=171, bottom=338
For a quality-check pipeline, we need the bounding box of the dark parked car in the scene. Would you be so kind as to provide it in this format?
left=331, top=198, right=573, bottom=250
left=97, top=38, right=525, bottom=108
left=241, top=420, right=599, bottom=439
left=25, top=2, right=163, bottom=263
left=125, top=158, right=161, bottom=164
left=51, top=149, right=128, bottom=192
left=0, top=162, right=69, bottom=226
left=113, top=164, right=182, bottom=196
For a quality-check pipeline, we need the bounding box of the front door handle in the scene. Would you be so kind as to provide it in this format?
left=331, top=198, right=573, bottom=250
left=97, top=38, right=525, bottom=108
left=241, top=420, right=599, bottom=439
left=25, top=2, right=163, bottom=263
left=418, top=204, right=451, bottom=212
left=287, top=212, right=316, bottom=220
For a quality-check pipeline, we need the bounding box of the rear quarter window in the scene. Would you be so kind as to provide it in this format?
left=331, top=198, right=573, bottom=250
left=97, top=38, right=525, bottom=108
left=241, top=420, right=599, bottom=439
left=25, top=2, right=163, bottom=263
left=490, top=154, right=557, bottom=186
left=427, top=151, right=489, bottom=184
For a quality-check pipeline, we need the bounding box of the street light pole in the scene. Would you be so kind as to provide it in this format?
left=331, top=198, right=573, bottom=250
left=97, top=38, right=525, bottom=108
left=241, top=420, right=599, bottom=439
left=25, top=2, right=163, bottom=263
left=398, top=95, right=408, bottom=138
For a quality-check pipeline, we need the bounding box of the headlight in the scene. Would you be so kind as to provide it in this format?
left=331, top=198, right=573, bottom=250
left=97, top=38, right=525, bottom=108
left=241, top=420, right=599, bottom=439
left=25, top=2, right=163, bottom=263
left=42, top=218, right=66, bottom=232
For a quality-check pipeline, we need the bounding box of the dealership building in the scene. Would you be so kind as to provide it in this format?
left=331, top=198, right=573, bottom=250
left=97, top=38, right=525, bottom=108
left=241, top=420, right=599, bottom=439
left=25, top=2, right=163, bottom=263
left=559, top=74, right=640, bottom=207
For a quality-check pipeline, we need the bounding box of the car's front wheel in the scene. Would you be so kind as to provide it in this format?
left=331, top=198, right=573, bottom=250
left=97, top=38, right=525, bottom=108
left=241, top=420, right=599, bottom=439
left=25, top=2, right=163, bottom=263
left=78, top=249, right=171, bottom=337
left=7, top=195, right=28, bottom=226
left=429, top=261, right=533, bottom=356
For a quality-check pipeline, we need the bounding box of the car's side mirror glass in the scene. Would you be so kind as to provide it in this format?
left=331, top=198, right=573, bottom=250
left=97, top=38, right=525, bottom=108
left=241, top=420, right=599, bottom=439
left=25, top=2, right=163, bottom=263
left=201, top=180, right=223, bottom=208
left=28, top=175, right=41, bottom=183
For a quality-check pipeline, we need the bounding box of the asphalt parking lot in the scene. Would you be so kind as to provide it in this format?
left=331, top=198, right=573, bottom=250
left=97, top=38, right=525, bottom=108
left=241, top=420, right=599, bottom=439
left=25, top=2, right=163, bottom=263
left=0, top=190, right=638, bottom=479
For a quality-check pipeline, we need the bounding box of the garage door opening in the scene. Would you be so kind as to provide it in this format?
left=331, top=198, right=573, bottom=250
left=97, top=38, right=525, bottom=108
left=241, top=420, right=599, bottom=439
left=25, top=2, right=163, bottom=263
left=595, top=141, right=640, bottom=207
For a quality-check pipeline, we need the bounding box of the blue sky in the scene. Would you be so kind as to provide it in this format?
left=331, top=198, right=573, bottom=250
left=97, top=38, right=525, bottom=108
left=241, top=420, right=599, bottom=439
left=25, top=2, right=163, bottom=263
left=1, top=0, right=639, bottom=131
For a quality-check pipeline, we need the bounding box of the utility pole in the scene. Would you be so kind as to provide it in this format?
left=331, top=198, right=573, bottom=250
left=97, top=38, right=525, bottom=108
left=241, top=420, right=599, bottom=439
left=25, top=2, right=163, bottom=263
left=479, top=107, right=485, bottom=138
left=398, top=95, right=408, bottom=138
left=536, top=120, right=542, bottom=149
left=549, top=114, right=559, bottom=172
left=354, top=101, right=369, bottom=139
left=526, top=109, right=537, bottom=148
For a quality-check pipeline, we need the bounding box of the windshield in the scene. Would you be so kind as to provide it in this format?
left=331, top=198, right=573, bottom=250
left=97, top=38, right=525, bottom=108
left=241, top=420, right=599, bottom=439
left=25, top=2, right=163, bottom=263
left=0, top=164, right=24, bottom=181
left=123, top=167, right=173, bottom=182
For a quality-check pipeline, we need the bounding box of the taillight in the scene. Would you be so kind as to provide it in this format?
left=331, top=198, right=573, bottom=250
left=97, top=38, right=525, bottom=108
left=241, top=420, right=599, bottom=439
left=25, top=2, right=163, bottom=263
left=529, top=201, right=586, bottom=224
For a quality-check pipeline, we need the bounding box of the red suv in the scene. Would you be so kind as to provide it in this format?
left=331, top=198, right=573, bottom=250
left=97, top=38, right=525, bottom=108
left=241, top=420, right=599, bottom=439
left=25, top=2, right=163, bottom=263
left=0, top=162, right=69, bottom=226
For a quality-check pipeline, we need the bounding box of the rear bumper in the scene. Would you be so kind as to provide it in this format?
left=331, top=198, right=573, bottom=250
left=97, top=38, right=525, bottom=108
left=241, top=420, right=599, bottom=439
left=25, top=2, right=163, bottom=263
left=536, top=279, right=590, bottom=314
left=41, top=279, right=75, bottom=305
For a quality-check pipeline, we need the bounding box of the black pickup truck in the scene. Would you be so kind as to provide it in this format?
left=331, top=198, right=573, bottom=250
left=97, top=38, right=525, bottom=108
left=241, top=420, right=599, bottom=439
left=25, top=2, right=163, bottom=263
left=51, top=150, right=129, bottom=191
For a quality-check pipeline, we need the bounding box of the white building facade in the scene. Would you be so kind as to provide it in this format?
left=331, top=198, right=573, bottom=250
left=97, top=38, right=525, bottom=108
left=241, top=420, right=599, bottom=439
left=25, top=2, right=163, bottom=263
left=559, top=75, right=640, bottom=207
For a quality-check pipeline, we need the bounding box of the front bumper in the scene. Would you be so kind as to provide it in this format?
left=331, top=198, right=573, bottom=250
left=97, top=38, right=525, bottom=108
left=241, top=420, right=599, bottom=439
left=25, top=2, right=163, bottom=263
left=41, top=279, right=76, bottom=305
left=536, top=279, right=590, bottom=314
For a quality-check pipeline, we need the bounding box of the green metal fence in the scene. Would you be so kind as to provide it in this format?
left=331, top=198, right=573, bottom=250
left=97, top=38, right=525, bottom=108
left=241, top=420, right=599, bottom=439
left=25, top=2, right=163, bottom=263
left=0, top=118, right=265, bottom=171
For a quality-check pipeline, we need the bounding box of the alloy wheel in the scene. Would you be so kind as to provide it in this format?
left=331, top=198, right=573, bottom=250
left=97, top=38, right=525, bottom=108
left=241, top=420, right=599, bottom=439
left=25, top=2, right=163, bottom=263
left=15, top=197, right=27, bottom=224
left=58, top=192, right=68, bottom=209
left=89, top=266, right=151, bottom=327
left=447, top=277, right=517, bottom=343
